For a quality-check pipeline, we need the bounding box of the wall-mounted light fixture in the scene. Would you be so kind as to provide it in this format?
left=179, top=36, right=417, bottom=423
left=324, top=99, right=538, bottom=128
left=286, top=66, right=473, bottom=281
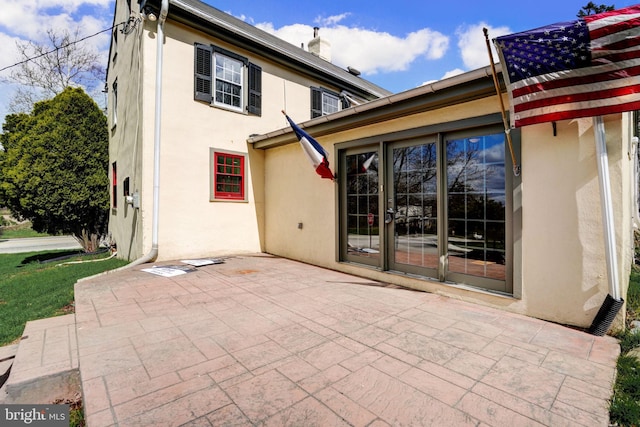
left=143, top=6, right=157, bottom=21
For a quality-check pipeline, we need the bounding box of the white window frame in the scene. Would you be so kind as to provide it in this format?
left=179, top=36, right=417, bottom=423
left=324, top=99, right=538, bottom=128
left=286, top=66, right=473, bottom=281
left=213, top=52, right=244, bottom=112
left=322, top=91, right=340, bottom=115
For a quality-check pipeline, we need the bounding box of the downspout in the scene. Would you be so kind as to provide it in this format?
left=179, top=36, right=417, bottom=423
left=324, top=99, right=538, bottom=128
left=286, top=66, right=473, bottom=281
left=126, top=0, right=169, bottom=268
left=588, top=116, right=625, bottom=335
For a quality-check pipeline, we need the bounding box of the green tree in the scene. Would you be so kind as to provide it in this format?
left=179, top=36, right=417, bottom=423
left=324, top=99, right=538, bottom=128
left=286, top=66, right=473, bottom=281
left=577, top=2, right=615, bottom=17
left=0, top=87, right=109, bottom=252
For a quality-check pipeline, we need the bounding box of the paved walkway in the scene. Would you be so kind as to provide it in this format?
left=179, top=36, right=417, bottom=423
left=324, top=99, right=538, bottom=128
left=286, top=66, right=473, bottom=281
left=75, top=254, right=619, bottom=426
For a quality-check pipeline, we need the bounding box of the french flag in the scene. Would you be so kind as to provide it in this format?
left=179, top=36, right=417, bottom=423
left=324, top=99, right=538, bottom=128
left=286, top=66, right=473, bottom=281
left=283, top=112, right=335, bottom=180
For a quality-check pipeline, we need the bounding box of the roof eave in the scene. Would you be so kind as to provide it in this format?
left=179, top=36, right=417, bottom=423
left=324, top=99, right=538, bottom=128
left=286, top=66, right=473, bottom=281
left=166, top=0, right=391, bottom=100
left=249, top=65, right=504, bottom=149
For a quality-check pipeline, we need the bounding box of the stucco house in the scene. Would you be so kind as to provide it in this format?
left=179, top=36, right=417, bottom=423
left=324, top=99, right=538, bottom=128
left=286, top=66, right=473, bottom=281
left=108, top=0, right=639, bottom=329
left=107, top=0, right=390, bottom=262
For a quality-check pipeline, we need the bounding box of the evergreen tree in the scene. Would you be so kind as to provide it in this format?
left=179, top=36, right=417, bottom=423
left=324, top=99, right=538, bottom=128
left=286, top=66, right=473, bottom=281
left=0, top=87, right=109, bottom=251
left=577, top=2, right=615, bottom=17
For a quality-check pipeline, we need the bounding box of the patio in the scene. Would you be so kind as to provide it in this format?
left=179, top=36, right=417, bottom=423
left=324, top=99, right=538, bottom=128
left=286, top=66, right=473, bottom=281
left=74, top=253, right=619, bottom=426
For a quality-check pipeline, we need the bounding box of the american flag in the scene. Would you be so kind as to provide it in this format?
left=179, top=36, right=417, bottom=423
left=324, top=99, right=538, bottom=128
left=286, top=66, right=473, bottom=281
left=494, top=4, right=640, bottom=128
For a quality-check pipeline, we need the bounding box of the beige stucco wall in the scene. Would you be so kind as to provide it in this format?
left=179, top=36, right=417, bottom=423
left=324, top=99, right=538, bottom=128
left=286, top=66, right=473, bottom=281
left=107, top=0, right=146, bottom=260
left=520, top=115, right=633, bottom=327
left=109, top=5, right=347, bottom=261
left=262, top=95, right=636, bottom=327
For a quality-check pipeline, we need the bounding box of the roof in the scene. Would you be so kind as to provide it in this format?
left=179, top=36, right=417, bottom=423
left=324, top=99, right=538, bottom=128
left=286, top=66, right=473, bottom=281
left=151, top=0, right=392, bottom=100
left=249, top=65, right=505, bottom=149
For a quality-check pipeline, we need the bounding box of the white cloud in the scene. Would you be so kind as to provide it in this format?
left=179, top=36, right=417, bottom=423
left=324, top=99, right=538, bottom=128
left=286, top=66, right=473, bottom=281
left=256, top=21, right=449, bottom=76
left=0, top=33, right=23, bottom=75
left=315, top=13, right=350, bottom=27
left=1, top=0, right=112, bottom=40
left=441, top=68, right=466, bottom=80
left=456, top=22, right=511, bottom=70
left=420, top=68, right=466, bottom=87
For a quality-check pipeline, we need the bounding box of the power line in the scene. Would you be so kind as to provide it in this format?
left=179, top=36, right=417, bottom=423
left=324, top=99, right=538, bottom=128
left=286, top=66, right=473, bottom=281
left=0, top=23, right=124, bottom=74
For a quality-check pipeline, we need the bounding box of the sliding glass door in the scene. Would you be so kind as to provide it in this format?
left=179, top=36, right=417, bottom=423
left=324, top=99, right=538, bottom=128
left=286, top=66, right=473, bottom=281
left=338, top=124, right=514, bottom=294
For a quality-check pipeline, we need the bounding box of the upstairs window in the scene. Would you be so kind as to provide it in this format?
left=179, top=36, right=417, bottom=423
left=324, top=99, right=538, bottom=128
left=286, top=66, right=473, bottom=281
left=311, top=87, right=349, bottom=118
left=111, top=79, right=118, bottom=129
left=194, top=43, right=262, bottom=116
left=111, top=28, right=118, bottom=63
left=215, top=53, right=242, bottom=110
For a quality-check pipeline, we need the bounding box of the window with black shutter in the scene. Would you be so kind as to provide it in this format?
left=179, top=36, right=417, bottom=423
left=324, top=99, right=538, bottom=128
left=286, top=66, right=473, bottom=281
left=193, top=43, right=261, bottom=116
left=310, top=87, right=341, bottom=118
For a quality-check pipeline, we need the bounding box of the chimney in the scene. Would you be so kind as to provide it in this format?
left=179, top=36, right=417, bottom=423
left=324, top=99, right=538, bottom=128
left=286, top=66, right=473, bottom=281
left=308, top=26, right=331, bottom=62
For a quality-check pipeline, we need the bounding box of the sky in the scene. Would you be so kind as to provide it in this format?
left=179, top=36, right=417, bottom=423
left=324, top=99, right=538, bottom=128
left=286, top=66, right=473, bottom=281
left=0, top=0, right=636, bottom=126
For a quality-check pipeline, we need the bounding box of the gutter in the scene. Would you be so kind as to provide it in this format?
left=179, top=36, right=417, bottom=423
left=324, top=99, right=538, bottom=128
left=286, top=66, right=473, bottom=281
left=126, top=0, right=169, bottom=268
left=248, top=65, right=500, bottom=149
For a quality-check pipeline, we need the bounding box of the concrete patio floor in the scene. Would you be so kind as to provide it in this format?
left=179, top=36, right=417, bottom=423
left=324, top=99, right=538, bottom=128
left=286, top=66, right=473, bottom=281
left=74, top=253, right=620, bottom=426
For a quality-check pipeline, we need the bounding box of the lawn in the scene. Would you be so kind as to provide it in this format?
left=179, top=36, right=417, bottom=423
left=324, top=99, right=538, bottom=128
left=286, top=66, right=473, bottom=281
left=0, top=250, right=128, bottom=345
left=0, top=224, right=50, bottom=239
left=0, top=208, right=49, bottom=238
left=610, top=265, right=640, bottom=426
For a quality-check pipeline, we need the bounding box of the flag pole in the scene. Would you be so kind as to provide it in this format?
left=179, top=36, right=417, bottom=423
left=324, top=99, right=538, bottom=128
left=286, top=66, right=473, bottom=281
left=483, top=28, right=520, bottom=177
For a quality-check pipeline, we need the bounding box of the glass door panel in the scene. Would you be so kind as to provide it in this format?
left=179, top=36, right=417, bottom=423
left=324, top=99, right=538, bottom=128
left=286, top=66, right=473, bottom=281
left=446, top=134, right=506, bottom=283
left=345, top=151, right=380, bottom=264
left=388, top=142, right=438, bottom=276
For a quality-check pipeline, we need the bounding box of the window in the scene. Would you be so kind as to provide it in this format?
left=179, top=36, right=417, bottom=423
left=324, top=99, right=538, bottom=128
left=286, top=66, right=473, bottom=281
left=194, top=43, right=262, bottom=115
left=311, top=87, right=348, bottom=118
left=112, top=162, right=117, bottom=208
left=210, top=149, right=247, bottom=201
left=111, top=29, right=118, bottom=63
left=215, top=53, right=242, bottom=110
left=111, top=79, right=117, bottom=129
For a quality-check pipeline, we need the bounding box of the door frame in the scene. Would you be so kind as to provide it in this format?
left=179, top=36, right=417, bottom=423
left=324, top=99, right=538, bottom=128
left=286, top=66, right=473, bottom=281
left=335, top=113, right=520, bottom=296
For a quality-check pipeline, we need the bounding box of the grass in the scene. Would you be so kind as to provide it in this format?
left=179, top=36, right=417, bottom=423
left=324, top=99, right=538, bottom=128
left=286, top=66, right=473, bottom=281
left=610, top=265, right=640, bottom=426
left=0, top=245, right=127, bottom=427
left=0, top=208, right=50, bottom=239
left=0, top=223, right=50, bottom=239
left=0, top=250, right=128, bottom=346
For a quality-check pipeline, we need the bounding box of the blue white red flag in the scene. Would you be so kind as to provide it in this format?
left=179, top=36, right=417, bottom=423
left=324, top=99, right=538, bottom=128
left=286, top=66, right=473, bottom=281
left=284, top=113, right=335, bottom=180
left=494, top=4, right=640, bottom=128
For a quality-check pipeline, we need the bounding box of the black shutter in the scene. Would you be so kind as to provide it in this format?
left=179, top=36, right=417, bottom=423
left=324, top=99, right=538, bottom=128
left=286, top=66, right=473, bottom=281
left=310, top=87, right=322, bottom=118
left=194, top=43, right=212, bottom=103
left=341, top=95, right=350, bottom=110
left=247, top=62, right=262, bottom=116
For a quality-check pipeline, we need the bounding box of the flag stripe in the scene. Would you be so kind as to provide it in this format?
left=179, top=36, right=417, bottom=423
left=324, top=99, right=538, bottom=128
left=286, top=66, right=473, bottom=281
left=512, top=60, right=640, bottom=98
left=514, top=79, right=640, bottom=111
left=587, top=12, right=640, bottom=35
left=515, top=100, right=640, bottom=127
left=495, top=4, right=640, bottom=128
left=514, top=91, right=640, bottom=119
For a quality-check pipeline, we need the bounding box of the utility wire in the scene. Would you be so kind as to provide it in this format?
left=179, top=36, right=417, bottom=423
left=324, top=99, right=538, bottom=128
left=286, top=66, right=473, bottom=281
left=0, top=22, right=125, bottom=74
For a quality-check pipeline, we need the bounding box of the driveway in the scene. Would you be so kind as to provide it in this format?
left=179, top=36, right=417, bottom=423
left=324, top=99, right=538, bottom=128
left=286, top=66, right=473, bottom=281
left=75, top=253, right=619, bottom=426
left=0, top=236, right=81, bottom=254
